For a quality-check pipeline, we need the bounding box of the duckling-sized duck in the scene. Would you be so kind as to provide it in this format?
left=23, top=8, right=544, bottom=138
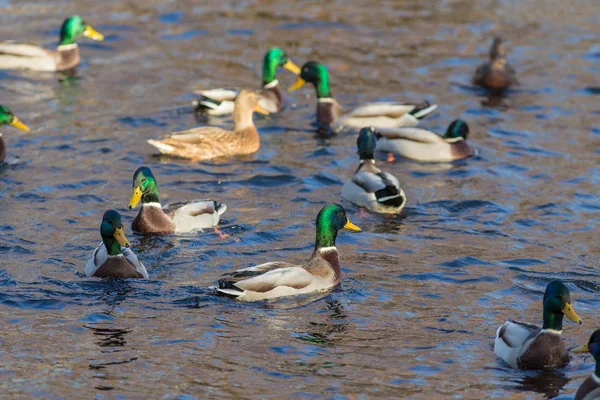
left=342, top=127, right=406, bottom=214
left=0, top=105, right=30, bottom=163
left=288, top=61, right=437, bottom=130
left=128, top=166, right=226, bottom=234
left=473, top=37, right=519, bottom=92
left=573, top=330, right=600, bottom=400
left=0, top=15, right=103, bottom=72
left=193, top=47, right=301, bottom=115
left=85, top=210, right=148, bottom=279
left=148, top=90, right=269, bottom=161
left=375, top=119, right=473, bottom=162
left=216, top=203, right=360, bottom=301
left=494, top=280, right=582, bottom=370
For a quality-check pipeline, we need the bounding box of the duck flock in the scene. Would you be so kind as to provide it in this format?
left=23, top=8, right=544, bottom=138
left=1, top=14, right=598, bottom=399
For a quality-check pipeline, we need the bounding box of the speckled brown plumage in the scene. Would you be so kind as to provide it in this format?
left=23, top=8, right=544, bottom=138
left=473, top=37, right=518, bottom=92
left=148, top=90, right=264, bottom=161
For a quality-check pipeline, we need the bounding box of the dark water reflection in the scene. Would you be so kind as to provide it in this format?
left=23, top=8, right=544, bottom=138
left=1, top=0, right=599, bottom=398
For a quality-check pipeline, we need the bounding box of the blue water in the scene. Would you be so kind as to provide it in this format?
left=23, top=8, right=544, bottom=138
left=1, top=0, right=599, bottom=398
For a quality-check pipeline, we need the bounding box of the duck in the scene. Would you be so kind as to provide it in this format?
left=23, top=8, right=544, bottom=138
left=573, top=330, right=600, bottom=400
left=494, top=279, right=582, bottom=370
left=288, top=61, right=437, bottom=130
left=0, top=15, right=103, bottom=72
left=193, top=47, right=300, bottom=115
left=341, top=127, right=406, bottom=214
left=128, top=166, right=226, bottom=234
left=215, top=203, right=360, bottom=301
left=85, top=210, right=148, bottom=279
left=374, top=119, right=473, bottom=162
left=148, top=90, right=269, bottom=161
left=0, top=105, right=30, bottom=163
left=473, top=37, right=519, bottom=92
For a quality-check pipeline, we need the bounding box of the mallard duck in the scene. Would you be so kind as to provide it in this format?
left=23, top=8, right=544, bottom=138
left=193, top=47, right=300, bottom=115
left=85, top=210, right=148, bottom=279
left=128, top=166, right=226, bottom=234
left=288, top=61, right=437, bottom=130
left=494, top=280, right=582, bottom=370
left=473, top=37, right=519, bottom=92
left=341, top=127, right=406, bottom=214
left=0, top=105, right=30, bottom=163
left=375, top=119, right=473, bottom=162
left=0, top=15, right=103, bottom=72
left=573, top=330, right=600, bottom=400
left=148, top=90, right=269, bottom=161
left=216, top=203, right=360, bottom=301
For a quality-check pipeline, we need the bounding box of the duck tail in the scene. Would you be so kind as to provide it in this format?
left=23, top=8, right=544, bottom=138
left=193, top=96, right=222, bottom=111
left=147, top=139, right=175, bottom=154
left=214, top=202, right=227, bottom=216
left=210, top=285, right=243, bottom=298
left=410, top=102, right=438, bottom=119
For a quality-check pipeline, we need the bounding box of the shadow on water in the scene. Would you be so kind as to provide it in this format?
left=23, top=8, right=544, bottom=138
left=505, top=369, right=571, bottom=399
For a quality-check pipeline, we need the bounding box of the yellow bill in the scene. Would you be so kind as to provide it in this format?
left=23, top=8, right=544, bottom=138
left=344, top=219, right=361, bottom=232
left=84, top=25, right=104, bottom=41
left=572, top=343, right=589, bottom=353
left=128, top=187, right=142, bottom=209
left=254, top=104, right=270, bottom=115
left=10, top=116, right=30, bottom=132
left=288, top=77, right=306, bottom=92
left=113, top=227, right=130, bottom=248
left=562, top=302, right=582, bottom=324
left=283, top=60, right=301, bottom=74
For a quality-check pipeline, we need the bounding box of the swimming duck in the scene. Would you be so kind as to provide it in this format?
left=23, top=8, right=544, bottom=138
left=85, top=210, right=148, bottom=279
left=473, top=37, right=519, bottom=92
left=0, top=105, right=30, bottom=163
left=375, top=119, right=473, bottom=162
left=216, top=203, right=360, bottom=301
left=193, top=47, right=301, bottom=115
left=0, top=15, right=103, bottom=72
left=573, top=330, right=600, bottom=400
left=341, top=127, right=406, bottom=214
left=288, top=61, right=437, bottom=130
left=148, top=90, right=269, bottom=161
left=494, top=280, right=582, bottom=370
left=128, top=166, right=226, bottom=234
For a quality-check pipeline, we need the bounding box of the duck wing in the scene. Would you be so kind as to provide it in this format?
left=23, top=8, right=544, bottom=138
left=377, top=127, right=446, bottom=143
left=218, top=262, right=313, bottom=292
left=121, top=247, right=149, bottom=279
left=166, top=200, right=227, bottom=231
left=352, top=171, right=403, bottom=204
left=346, top=102, right=434, bottom=118
left=0, top=42, right=52, bottom=57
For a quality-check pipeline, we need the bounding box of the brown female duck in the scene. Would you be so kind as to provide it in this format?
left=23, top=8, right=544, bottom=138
left=473, top=37, right=519, bottom=92
left=148, top=90, right=269, bottom=161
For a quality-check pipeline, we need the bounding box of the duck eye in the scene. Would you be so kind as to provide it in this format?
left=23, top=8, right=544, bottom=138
left=141, top=177, right=146, bottom=183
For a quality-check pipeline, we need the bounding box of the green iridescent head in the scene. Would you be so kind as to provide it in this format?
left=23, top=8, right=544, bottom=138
left=262, top=47, right=301, bottom=85
left=100, top=210, right=130, bottom=256
left=314, top=204, right=360, bottom=249
left=0, top=105, right=30, bottom=131
left=128, top=166, right=160, bottom=209
left=541, top=280, right=582, bottom=331
left=444, top=119, right=469, bottom=140
left=59, top=15, right=104, bottom=46
left=289, top=61, right=331, bottom=98
left=357, top=127, right=378, bottom=160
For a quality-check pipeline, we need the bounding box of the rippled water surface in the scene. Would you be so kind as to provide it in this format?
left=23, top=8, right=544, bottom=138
left=1, top=0, right=599, bottom=398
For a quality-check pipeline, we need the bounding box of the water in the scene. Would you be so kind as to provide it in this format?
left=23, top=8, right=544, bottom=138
left=1, top=0, right=599, bottom=398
